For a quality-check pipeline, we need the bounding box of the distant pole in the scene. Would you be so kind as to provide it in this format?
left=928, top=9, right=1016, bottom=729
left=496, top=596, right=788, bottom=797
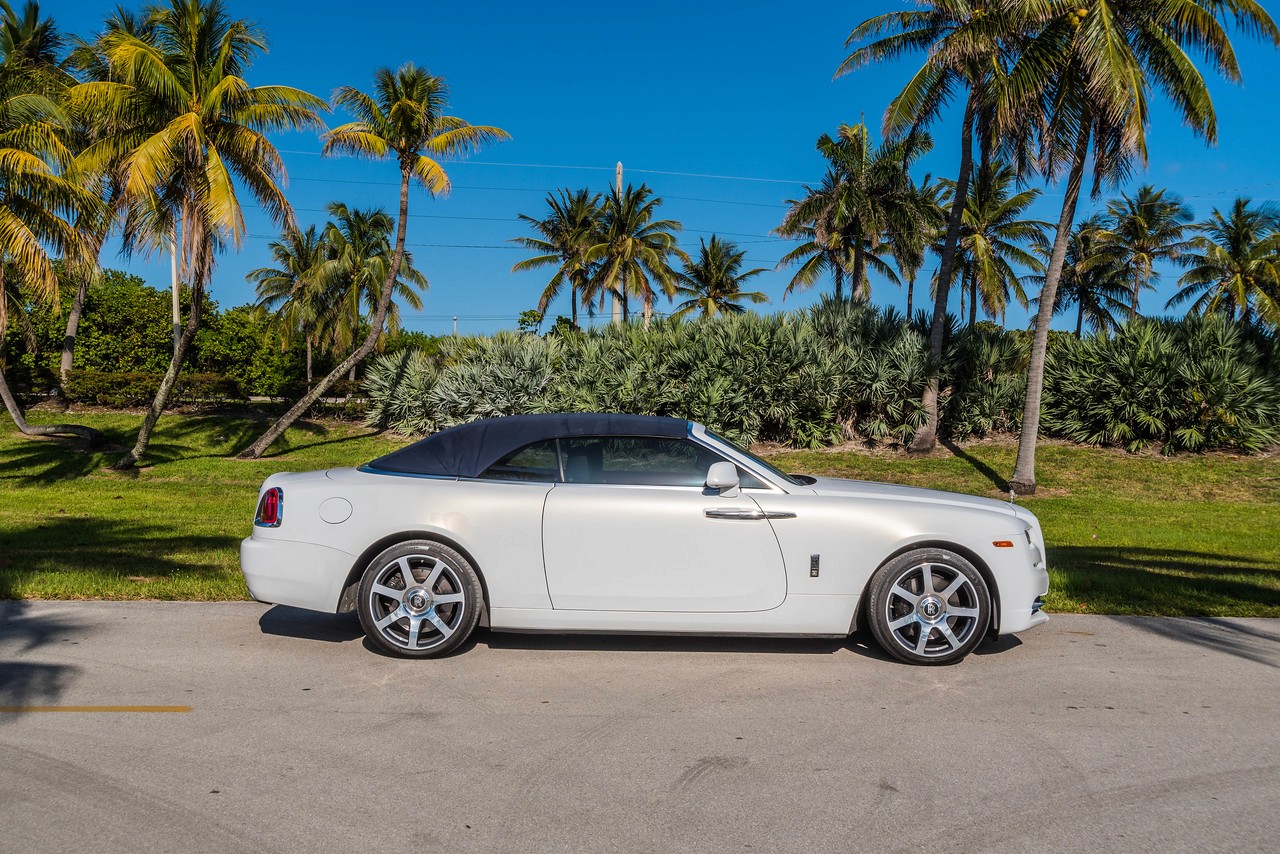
left=452, top=315, right=458, bottom=336
left=612, top=161, right=623, bottom=324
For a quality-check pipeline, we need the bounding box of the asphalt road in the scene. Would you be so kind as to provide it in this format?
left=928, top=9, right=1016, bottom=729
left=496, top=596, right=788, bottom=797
left=1, top=601, right=1278, bottom=854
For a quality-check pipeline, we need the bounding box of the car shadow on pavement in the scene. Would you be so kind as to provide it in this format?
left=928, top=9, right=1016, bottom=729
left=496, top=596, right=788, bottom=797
left=257, top=605, right=363, bottom=643
left=1119, top=616, right=1280, bottom=669
left=0, top=601, right=82, bottom=716
left=258, top=608, right=1028, bottom=663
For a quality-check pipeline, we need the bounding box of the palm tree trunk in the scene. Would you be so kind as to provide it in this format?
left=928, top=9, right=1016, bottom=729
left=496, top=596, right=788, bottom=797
left=968, top=275, right=978, bottom=327
left=850, top=245, right=865, bottom=300
left=306, top=336, right=313, bottom=384
left=834, top=264, right=844, bottom=302
left=909, top=91, right=978, bottom=454
left=241, top=165, right=413, bottom=459
left=1075, top=299, right=1084, bottom=338
left=59, top=231, right=109, bottom=388
left=1010, top=121, right=1092, bottom=495
left=0, top=264, right=104, bottom=447
left=959, top=273, right=967, bottom=323
left=906, top=274, right=914, bottom=318
left=113, top=282, right=204, bottom=469
left=59, top=277, right=90, bottom=386
left=1130, top=270, right=1143, bottom=317
left=570, top=282, right=579, bottom=330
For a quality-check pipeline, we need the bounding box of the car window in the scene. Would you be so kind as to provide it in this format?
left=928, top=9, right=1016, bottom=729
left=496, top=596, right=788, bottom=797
left=479, top=439, right=561, bottom=482
left=560, top=437, right=764, bottom=488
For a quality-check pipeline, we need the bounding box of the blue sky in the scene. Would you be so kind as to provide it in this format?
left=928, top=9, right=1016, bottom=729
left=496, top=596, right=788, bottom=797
left=53, top=0, right=1280, bottom=335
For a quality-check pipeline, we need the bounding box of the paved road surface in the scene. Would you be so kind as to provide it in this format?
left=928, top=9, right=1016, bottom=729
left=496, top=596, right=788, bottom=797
left=1, top=602, right=1278, bottom=853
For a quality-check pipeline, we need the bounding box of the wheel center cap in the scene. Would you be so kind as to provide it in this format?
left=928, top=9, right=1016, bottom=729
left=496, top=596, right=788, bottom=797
left=405, top=588, right=432, bottom=613
left=918, top=595, right=945, bottom=622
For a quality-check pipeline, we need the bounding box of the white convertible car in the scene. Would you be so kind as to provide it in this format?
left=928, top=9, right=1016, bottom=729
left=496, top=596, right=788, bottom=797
left=241, top=413, right=1048, bottom=665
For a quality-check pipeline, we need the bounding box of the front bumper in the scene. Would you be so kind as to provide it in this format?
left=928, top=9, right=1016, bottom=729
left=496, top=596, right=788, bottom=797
left=240, top=536, right=356, bottom=613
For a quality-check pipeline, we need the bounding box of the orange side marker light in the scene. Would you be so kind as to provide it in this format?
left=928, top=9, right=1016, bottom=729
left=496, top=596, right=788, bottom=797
left=992, top=540, right=1015, bottom=548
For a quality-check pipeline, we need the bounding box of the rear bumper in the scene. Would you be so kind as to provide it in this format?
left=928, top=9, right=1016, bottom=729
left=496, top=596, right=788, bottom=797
left=240, top=536, right=356, bottom=613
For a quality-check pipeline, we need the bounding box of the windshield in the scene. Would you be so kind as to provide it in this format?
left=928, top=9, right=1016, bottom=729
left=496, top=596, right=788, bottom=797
left=704, top=430, right=805, bottom=486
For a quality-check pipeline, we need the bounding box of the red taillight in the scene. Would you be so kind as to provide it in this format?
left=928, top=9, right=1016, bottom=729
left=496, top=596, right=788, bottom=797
left=255, top=487, right=283, bottom=527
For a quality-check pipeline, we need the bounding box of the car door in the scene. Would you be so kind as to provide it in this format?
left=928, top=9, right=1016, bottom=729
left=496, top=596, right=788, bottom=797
left=541, top=436, right=788, bottom=612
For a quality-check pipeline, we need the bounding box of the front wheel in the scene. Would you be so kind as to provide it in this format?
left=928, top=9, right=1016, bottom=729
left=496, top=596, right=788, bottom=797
left=357, top=540, right=482, bottom=658
left=866, top=548, right=991, bottom=665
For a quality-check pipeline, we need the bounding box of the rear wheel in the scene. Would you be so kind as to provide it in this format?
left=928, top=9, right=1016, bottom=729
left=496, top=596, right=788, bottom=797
left=866, top=548, right=991, bottom=665
left=357, top=540, right=482, bottom=658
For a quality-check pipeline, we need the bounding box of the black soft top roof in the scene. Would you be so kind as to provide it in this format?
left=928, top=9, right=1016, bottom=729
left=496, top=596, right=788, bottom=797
left=364, top=413, right=690, bottom=478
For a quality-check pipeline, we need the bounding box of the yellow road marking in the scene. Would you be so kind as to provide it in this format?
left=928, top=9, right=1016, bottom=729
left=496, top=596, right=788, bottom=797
left=0, top=705, right=192, bottom=713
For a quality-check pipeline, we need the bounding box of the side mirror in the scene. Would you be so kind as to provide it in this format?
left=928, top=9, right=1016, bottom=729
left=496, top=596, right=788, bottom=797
left=706, top=461, right=741, bottom=497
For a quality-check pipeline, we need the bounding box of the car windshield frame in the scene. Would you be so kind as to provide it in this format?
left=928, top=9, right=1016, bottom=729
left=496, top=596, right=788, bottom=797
left=701, top=429, right=804, bottom=486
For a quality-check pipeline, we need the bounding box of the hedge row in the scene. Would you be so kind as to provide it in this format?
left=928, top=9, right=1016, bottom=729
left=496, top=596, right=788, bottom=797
left=363, top=301, right=1280, bottom=454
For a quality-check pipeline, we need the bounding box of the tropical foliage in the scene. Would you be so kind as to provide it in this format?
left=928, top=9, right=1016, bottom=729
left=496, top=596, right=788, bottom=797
left=671, top=236, right=768, bottom=320
left=366, top=303, right=1280, bottom=455
left=239, top=62, right=508, bottom=458
left=1168, top=198, right=1280, bottom=326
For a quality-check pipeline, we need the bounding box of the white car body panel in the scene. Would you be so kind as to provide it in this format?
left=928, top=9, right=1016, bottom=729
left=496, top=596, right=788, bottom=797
left=542, top=483, right=787, bottom=612
left=240, top=422, right=1049, bottom=641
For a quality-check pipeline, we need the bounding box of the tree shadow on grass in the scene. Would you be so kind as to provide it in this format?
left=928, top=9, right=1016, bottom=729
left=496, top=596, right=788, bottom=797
left=0, top=426, right=133, bottom=484
left=255, top=426, right=387, bottom=460
left=0, top=516, right=239, bottom=601
left=0, top=601, right=83, bottom=715
left=940, top=438, right=1011, bottom=493
left=1050, top=545, right=1280, bottom=619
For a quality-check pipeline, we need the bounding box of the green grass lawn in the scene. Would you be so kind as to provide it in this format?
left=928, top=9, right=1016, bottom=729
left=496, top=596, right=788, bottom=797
left=2, top=409, right=1277, bottom=616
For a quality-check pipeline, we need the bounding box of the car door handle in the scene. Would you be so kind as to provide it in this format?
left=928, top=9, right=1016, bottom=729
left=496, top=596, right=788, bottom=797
left=704, top=508, right=796, bottom=520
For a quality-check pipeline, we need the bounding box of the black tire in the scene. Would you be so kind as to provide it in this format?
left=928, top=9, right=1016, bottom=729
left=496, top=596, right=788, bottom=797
left=356, top=539, right=482, bottom=658
left=866, top=548, right=991, bottom=666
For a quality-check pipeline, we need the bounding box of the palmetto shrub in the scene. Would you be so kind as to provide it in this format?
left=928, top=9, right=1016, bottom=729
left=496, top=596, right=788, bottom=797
left=1042, top=316, right=1280, bottom=453
left=365, top=305, right=1278, bottom=453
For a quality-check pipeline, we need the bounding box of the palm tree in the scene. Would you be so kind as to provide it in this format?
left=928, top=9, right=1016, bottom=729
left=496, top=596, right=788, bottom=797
left=70, top=0, right=327, bottom=469
left=316, top=201, right=427, bottom=375
left=776, top=123, right=925, bottom=302
left=671, top=236, right=769, bottom=320
left=945, top=163, right=1049, bottom=326
left=587, top=183, right=686, bottom=327
left=1168, top=197, right=1280, bottom=327
left=248, top=225, right=328, bottom=384
left=839, top=1, right=1024, bottom=454
left=59, top=7, right=155, bottom=387
left=1006, top=0, right=1279, bottom=495
left=1099, top=184, right=1194, bottom=316
left=240, top=63, right=508, bottom=458
left=1039, top=214, right=1130, bottom=338
left=0, top=2, right=104, bottom=445
left=511, top=188, right=601, bottom=329
left=887, top=173, right=945, bottom=319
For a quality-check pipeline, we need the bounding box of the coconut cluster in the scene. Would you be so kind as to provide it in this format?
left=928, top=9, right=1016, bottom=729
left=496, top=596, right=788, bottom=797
left=1069, top=6, right=1090, bottom=28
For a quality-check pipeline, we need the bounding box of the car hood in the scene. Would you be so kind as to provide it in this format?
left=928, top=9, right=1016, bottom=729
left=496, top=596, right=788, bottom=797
left=802, top=475, right=1024, bottom=518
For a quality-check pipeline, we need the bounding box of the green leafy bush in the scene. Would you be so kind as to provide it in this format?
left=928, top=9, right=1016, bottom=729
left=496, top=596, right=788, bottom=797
left=65, top=371, right=244, bottom=408
left=1042, top=316, right=1280, bottom=453
left=365, top=303, right=1279, bottom=454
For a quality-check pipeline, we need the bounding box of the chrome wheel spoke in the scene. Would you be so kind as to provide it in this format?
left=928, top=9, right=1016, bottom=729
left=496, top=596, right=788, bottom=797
left=949, top=606, right=979, bottom=619
left=433, top=592, right=465, bottom=606
left=405, top=615, right=423, bottom=649
left=371, top=583, right=403, bottom=602
left=937, top=622, right=962, bottom=652
left=940, top=575, right=968, bottom=600
left=888, top=614, right=916, bottom=631
left=424, top=561, right=446, bottom=589
left=921, top=564, right=938, bottom=595
left=890, top=583, right=919, bottom=606
left=396, top=557, right=417, bottom=584
left=914, top=625, right=933, bottom=654
left=425, top=610, right=455, bottom=639
left=375, top=607, right=405, bottom=631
